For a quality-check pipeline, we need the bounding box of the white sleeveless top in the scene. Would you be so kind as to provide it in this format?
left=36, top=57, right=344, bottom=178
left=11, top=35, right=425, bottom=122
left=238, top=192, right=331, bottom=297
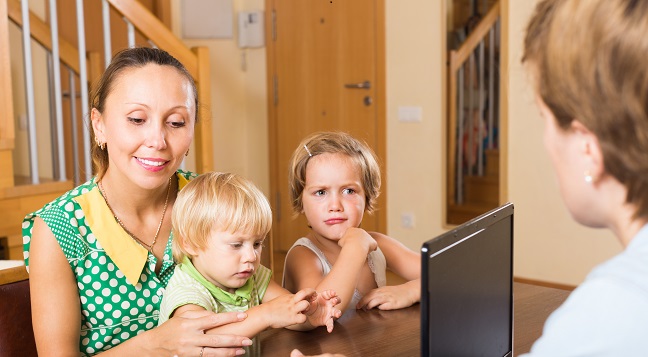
left=283, top=237, right=387, bottom=310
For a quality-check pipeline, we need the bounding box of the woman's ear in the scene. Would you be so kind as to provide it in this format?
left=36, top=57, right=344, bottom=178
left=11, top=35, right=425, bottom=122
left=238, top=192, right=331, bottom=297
left=91, top=108, right=105, bottom=141
left=571, top=120, right=605, bottom=182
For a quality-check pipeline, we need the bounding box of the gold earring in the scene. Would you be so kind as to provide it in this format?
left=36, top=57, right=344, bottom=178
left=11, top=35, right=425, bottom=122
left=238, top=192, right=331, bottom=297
left=95, top=136, right=106, bottom=150
left=185, top=149, right=190, bottom=157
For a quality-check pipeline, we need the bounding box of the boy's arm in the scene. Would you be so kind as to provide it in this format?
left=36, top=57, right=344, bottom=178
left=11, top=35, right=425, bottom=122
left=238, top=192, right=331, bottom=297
left=265, top=281, right=340, bottom=332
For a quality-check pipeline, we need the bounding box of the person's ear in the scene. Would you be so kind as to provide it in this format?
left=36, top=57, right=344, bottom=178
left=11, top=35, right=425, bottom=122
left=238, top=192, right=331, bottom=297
left=571, top=120, right=604, bottom=183
left=91, top=108, right=105, bottom=142
left=182, top=242, right=200, bottom=257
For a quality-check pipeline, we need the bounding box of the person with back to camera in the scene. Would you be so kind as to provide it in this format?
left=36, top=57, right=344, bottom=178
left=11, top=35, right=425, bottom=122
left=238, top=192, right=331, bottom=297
left=23, top=47, right=252, bottom=356
left=521, top=0, right=648, bottom=355
left=282, top=131, right=421, bottom=313
left=158, top=172, right=341, bottom=338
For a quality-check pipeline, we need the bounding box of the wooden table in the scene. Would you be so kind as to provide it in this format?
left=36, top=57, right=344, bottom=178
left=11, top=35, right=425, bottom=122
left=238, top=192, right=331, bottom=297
left=254, top=282, right=571, bottom=356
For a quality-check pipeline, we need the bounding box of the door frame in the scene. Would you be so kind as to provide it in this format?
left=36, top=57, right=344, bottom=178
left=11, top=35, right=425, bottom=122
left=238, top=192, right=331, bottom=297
left=264, top=0, right=387, bottom=272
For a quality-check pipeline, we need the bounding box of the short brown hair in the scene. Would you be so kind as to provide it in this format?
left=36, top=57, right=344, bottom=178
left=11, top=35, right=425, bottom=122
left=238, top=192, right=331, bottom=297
left=288, top=131, right=381, bottom=214
left=90, top=47, right=197, bottom=180
left=171, top=172, right=272, bottom=263
left=523, top=0, right=648, bottom=219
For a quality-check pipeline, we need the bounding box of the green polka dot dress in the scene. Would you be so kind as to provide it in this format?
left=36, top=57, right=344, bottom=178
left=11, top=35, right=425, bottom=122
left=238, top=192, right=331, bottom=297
left=23, top=170, right=196, bottom=356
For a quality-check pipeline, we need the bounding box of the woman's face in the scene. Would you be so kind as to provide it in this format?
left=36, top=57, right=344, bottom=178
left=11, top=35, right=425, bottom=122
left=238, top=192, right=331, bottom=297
left=537, top=96, right=601, bottom=227
left=92, top=64, right=195, bottom=189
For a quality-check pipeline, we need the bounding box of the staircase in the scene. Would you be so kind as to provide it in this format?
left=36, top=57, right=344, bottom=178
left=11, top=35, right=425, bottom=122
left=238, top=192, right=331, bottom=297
left=446, top=1, right=501, bottom=225
left=0, top=0, right=214, bottom=260
left=447, top=149, right=499, bottom=224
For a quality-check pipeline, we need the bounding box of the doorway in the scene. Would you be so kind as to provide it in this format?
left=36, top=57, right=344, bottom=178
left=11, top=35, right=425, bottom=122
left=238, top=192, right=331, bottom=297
left=265, top=0, right=386, bottom=279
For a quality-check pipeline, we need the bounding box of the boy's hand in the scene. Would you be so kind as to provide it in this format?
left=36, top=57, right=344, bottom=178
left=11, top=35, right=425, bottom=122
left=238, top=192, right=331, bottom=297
left=303, top=289, right=342, bottom=332
left=263, top=289, right=317, bottom=329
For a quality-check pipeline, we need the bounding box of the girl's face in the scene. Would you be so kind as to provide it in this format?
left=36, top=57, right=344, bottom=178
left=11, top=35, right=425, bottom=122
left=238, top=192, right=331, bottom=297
left=302, top=153, right=366, bottom=242
left=189, top=230, right=265, bottom=293
left=92, top=64, right=195, bottom=189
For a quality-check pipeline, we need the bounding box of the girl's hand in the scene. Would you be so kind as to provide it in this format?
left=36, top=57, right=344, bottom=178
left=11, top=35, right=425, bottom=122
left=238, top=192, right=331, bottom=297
left=356, top=280, right=420, bottom=311
left=338, top=227, right=377, bottom=254
left=303, top=289, right=342, bottom=332
left=149, top=310, right=252, bottom=356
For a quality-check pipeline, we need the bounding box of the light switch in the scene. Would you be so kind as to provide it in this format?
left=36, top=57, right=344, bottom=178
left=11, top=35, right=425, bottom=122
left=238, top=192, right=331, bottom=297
left=398, top=106, right=422, bottom=122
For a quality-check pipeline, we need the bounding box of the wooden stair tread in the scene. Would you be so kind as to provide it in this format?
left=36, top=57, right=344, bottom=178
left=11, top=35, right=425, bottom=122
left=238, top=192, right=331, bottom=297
left=0, top=179, right=74, bottom=200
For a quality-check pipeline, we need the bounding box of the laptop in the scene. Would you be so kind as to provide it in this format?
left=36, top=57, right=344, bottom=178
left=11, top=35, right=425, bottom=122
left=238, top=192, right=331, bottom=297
left=421, top=203, right=514, bottom=357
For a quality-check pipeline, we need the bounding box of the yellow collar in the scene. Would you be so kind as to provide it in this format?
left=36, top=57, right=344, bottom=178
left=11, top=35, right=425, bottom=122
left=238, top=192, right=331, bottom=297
left=74, top=173, right=190, bottom=285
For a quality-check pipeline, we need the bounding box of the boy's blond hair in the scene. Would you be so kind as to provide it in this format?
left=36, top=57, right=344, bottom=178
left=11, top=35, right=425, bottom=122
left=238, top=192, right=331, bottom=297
left=288, top=131, right=381, bottom=214
left=172, top=172, right=272, bottom=263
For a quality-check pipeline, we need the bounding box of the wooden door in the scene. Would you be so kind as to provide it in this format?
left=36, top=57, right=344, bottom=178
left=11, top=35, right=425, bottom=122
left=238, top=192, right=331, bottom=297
left=266, top=0, right=386, bottom=271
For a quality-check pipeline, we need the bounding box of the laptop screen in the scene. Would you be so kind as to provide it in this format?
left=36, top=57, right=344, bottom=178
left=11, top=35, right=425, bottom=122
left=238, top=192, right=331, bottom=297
left=421, top=203, right=514, bottom=357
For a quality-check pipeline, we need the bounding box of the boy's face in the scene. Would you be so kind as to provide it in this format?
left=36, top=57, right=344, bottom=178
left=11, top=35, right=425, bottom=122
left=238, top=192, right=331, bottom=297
left=301, top=152, right=366, bottom=242
left=189, top=230, right=265, bottom=293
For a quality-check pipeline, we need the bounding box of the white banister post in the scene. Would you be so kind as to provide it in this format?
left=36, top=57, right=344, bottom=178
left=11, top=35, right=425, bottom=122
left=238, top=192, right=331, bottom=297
left=20, top=0, right=39, bottom=184
left=76, top=0, right=92, bottom=181
left=49, top=0, right=66, bottom=181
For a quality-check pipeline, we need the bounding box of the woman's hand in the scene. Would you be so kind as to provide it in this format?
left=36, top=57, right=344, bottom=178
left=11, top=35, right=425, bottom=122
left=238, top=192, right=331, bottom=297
left=290, top=349, right=347, bottom=357
left=149, top=310, right=252, bottom=356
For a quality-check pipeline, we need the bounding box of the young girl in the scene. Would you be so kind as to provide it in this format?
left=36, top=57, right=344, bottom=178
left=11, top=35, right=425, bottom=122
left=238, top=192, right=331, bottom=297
left=283, top=131, right=421, bottom=313
left=159, top=172, right=341, bottom=339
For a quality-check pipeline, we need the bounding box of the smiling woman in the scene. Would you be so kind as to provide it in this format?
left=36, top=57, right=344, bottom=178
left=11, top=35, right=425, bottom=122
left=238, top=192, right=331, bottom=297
left=22, top=47, right=251, bottom=356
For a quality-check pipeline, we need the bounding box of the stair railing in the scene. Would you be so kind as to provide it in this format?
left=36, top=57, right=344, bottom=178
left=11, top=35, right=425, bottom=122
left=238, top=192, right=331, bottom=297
left=1, top=0, right=213, bottom=195
left=448, top=1, right=500, bottom=206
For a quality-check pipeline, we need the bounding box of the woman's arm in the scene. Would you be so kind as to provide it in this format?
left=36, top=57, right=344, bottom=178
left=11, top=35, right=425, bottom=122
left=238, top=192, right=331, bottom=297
left=30, top=218, right=251, bottom=356
left=29, top=217, right=83, bottom=356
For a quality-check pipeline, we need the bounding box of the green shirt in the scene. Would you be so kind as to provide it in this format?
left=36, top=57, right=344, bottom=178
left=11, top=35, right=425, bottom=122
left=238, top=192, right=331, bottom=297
left=158, top=262, right=272, bottom=325
left=23, top=170, right=196, bottom=356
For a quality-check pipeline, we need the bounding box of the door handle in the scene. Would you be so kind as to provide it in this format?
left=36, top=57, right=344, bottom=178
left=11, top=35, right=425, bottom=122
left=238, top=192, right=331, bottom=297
left=344, top=80, right=371, bottom=89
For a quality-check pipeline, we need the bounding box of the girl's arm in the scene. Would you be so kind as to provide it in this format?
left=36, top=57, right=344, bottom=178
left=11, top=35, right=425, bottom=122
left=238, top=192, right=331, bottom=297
left=30, top=218, right=251, bottom=356
left=356, top=232, right=421, bottom=310
left=372, top=232, right=421, bottom=281
left=284, top=227, right=377, bottom=312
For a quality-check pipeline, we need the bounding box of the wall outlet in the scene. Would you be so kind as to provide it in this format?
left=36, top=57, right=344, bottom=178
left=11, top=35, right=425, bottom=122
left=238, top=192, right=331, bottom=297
left=401, top=212, right=415, bottom=229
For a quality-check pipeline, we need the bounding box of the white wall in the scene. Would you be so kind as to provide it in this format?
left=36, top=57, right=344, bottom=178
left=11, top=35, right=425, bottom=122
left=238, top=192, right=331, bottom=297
left=172, top=0, right=623, bottom=287
left=171, top=0, right=269, bottom=195
left=384, top=1, right=447, bottom=251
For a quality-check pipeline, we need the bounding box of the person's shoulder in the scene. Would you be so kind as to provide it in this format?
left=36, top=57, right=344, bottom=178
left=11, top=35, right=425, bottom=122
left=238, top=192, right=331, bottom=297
left=176, top=169, right=199, bottom=180
left=27, top=179, right=96, bottom=217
